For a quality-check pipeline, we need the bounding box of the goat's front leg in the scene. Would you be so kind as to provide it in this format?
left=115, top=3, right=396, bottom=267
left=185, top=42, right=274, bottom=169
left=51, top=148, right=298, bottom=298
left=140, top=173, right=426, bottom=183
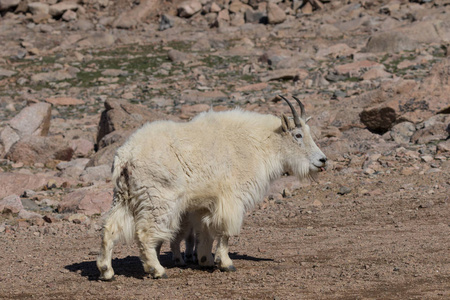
left=215, top=235, right=236, bottom=272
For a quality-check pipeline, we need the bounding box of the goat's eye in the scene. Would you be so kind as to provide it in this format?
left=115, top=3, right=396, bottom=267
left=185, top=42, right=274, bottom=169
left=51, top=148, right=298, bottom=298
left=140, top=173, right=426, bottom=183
left=295, top=133, right=302, bottom=139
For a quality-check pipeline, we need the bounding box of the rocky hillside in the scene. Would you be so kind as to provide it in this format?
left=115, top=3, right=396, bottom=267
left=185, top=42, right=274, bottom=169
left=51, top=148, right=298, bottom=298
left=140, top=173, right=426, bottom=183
left=0, top=0, right=449, bottom=244
left=0, top=0, right=450, bottom=298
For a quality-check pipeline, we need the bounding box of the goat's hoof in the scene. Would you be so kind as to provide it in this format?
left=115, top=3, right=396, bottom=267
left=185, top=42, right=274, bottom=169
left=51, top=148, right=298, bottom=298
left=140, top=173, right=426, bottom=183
left=219, top=265, right=236, bottom=272
left=173, top=258, right=186, bottom=266
left=185, top=254, right=196, bottom=264
left=153, top=273, right=168, bottom=279
left=98, top=275, right=116, bottom=282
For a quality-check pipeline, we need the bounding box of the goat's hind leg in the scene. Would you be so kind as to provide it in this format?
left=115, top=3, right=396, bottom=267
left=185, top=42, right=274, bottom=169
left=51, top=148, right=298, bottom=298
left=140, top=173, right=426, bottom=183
left=135, top=216, right=168, bottom=279
left=97, top=208, right=121, bottom=281
left=170, top=229, right=186, bottom=266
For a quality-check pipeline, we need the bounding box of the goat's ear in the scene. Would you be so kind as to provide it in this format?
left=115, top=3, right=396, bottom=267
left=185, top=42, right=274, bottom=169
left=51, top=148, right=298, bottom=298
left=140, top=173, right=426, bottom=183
left=281, top=114, right=291, bottom=132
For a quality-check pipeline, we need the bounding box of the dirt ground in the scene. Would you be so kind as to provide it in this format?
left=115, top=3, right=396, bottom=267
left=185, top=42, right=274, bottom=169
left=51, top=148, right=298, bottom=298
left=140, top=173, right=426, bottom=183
left=1, top=167, right=448, bottom=300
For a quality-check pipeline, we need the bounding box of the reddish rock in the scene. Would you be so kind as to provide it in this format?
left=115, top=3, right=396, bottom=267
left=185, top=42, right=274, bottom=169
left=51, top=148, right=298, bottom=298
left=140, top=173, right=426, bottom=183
left=236, top=82, right=269, bottom=92
left=96, top=99, right=172, bottom=145
left=87, top=141, right=123, bottom=168
left=177, top=0, right=202, bottom=18
left=360, top=60, right=450, bottom=133
left=113, top=0, right=159, bottom=28
left=229, top=0, right=251, bottom=13
left=28, top=2, right=49, bottom=15
left=0, top=194, right=23, bottom=214
left=0, top=125, right=20, bottom=156
left=335, top=60, right=384, bottom=77
left=9, top=102, right=51, bottom=137
left=267, top=2, right=286, bottom=25
left=437, top=140, right=450, bottom=153
left=180, top=90, right=227, bottom=103
left=168, top=49, right=194, bottom=62
left=316, top=43, right=356, bottom=59
left=0, top=173, right=73, bottom=199
left=397, top=21, right=442, bottom=44
left=18, top=209, right=42, bottom=220
left=301, top=1, right=313, bottom=14
left=58, top=184, right=113, bottom=215
left=0, top=0, right=20, bottom=11
left=57, top=158, right=90, bottom=179
left=70, top=138, right=94, bottom=157
left=362, top=68, right=392, bottom=80
left=49, top=1, right=78, bottom=17
left=6, top=135, right=73, bottom=165
left=62, top=9, right=77, bottom=22
left=31, top=71, right=74, bottom=83
left=180, top=104, right=211, bottom=119
left=364, top=32, right=419, bottom=53
left=319, top=24, right=343, bottom=39
left=411, top=123, right=448, bottom=145
left=76, top=33, right=115, bottom=48
left=45, top=97, right=84, bottom=106
left=80, top=165, right=111, bottom=183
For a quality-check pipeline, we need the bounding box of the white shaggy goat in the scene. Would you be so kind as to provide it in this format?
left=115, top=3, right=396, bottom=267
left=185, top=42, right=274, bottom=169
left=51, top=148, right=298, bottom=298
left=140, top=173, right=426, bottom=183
left=97, top=95, right=327, bottom=280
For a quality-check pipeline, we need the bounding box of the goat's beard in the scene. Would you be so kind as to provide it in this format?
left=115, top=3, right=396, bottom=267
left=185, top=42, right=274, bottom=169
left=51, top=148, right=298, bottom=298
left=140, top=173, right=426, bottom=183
left=286, top=159, right=311, bottom=181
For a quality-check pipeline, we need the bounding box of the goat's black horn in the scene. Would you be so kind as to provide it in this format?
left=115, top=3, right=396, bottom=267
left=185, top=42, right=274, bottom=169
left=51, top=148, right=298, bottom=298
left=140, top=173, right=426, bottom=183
left=292, top=96, right=306, bottom=120
left=278, top=95, right=301, bottom=127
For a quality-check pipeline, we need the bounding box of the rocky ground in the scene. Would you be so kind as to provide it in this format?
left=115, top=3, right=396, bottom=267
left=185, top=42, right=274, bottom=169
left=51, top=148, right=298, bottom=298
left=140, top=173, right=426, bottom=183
left=0, top=0, right=449, bottom=299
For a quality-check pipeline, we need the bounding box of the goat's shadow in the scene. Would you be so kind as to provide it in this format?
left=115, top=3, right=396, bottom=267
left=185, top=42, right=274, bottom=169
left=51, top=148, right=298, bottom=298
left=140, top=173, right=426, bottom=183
left=65, top=252, right=273, bottom=281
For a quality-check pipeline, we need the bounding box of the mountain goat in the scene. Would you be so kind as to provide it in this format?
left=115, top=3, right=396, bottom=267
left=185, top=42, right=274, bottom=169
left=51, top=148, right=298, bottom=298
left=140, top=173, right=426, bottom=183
left=97, top=95, right=327, bottom=280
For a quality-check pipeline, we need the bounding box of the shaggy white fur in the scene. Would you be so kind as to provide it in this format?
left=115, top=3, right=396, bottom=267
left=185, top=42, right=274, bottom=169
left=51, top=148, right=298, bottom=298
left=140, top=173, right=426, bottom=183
left=97, top=107, right=327, bottom=280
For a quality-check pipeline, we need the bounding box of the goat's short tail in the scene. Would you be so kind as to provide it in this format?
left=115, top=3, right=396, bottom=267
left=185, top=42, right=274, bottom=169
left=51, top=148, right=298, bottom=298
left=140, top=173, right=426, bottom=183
left=106, top=154, right=135, bottom=244
left=104, top=199, right=135, bottom=244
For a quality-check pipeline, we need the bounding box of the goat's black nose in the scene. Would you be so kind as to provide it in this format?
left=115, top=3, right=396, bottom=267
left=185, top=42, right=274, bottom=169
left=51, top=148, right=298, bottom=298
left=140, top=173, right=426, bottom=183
left=320, top=157, right=327, bottom=164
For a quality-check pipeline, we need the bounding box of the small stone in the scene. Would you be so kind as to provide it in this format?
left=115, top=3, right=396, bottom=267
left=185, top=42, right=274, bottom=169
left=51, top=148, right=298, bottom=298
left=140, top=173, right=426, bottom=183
left=62, top=9, right=77, bottom=22
left=364, top=168, right=375, bottom=175
left=21, top=190, right=36, bottom=198
left=34, top=162, right=44, bottom=168
left=421, top=155, right=433, bottom=162
left=418, top=200, right=434, bottom=209
left=312, top=199, right=323, bottom=207
left=11, top=162, right=24, bottom=168
left=46, top=179, right=58, bottom=190
left=337, top=186, right=352, bottom=195
left=68, top=213, right=90, bottom=224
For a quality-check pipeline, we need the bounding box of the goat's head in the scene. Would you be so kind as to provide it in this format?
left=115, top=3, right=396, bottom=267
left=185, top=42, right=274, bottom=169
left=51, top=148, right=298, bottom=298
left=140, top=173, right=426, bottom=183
left=279, top=95, right=327, bottom=178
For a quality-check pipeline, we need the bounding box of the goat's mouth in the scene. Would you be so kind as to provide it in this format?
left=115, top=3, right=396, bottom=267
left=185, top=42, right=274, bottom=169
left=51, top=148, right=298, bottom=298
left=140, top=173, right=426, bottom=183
left=312, top=164, right=327, bottom=172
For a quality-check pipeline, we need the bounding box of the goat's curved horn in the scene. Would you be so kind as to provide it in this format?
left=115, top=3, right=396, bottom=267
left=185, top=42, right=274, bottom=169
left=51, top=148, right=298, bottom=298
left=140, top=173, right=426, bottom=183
left=279, top=95, right=301, bottom=127
left=292, top=96, right=306, bottom=120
